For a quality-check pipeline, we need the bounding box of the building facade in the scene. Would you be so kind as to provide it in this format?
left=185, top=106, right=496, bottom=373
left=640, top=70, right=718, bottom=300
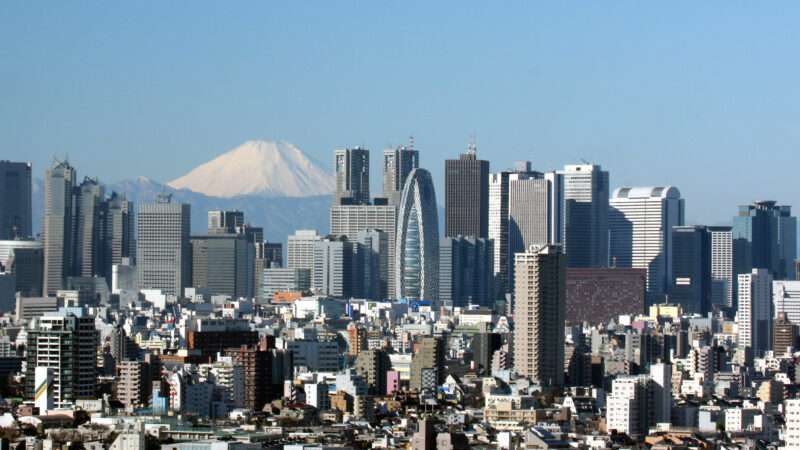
left=561, top=164, right=609, bottom=268
left=334, top=147, right=370, bottom=206
left=136, top=195, right=191, bottom=296
left=0, top=161, right=32, bottom=240
left=444, top=147, right=489, bottom=239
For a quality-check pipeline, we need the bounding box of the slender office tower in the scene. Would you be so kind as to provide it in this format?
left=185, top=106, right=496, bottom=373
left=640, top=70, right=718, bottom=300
left=74, top=177, right=105, bottom=278
left=43, top=160, right=76, bottom=296
left=709, top=226, right=733, bottom=309
left=737, top=268, right=773, bottom=359
left=383, top=144, right=419, bottom=206
left=104, top=192, right=134, bottom=278
left=445, top=144, right=489, bottom=239
left=609, top=187, right=684, bottom=305
left=334, top=147, right=370, bottom=205
left=136, top=194, right=191, bottom=296
left=513, top=244, right=566, bottom=386
left=561, top=164, right=609, bottom=268
left=0, top=161, right=32, bottom=239
left=669, top=225, right=711, bottom=315
left=395, top=168, right=440, bottom=301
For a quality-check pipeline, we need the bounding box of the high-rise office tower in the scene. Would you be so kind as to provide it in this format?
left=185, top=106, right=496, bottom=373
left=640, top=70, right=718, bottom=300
left=43, top=160, right=77, bottom=296
left=737, top=268, right=773, bottom=358
left=383, top=144, right=419, bottom=206
left=670, top=226, right=712, bottom=315
left=561, top=164, right=609, bottom=268
left=312, top=236, right=357, bottom=298
left=733, top=201, right=797, bottom=281
left=25, top=311, right=98, bottom=408
left=0, top=161, right=32, bottom=239
left=103, top=192, right=134, bottom=278
left=254, top=241, right=282, bottom=299
left=1, top=240, right=43, bottom=297
left=330, top=205, right=397, bottom=299
left=191, top=233, right=251, bottom=298
left=287, top=230, right=322, bottom=271
left=609, top=187, right=684, bottom=304
left=334, top=147, right=370, bottom=205
left=395, top=168, right=440, bottom=301
left=773, top=280, right=800, bottom=326
left=709, top=226, right=734, bottom=309
left=356, top=229, right=387, bottom=301
left=136, top=194, right=191, bottom=296
left=439, top=236, right=493, bottom=308
left=74, top=177, right=105, bottom=279
left=444, top=145, right=489, bottom=238
left=410, top=336, right=445, bottom=391
left=513, top=244, right=566, bottom=386
left=488, top=161, right=537, bottom=297
left=208, top=210, right=244, bottom=234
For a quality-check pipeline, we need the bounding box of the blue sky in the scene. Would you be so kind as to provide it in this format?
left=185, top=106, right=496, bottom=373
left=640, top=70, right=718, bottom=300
left=2, top=2, right=799, bottom=225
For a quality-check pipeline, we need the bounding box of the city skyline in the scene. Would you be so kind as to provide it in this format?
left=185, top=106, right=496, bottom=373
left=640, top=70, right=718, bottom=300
left=3, top=3, right=800, bottom=227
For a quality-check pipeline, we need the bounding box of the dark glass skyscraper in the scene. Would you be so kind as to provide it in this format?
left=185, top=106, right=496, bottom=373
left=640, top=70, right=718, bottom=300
left=383, top=145, right=418, bottom=206
left=445, top=145, right=489, bottom=239
left=334, top=147, right=370, bottom=205
left=733, top=201, right=797, bottom=281
left=439, top=236, right=493, bottom=308
left=0, top=161, right=32, bottom=239
left=43, top=160, right=76, bottom=295
left=670, top=225, right=712, bottom=315
left=562, top=164, right=609, bottom=268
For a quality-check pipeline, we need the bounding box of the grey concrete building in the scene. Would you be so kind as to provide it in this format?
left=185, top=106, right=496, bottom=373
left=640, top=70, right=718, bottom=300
left=136, top=194, right=191, bottom=296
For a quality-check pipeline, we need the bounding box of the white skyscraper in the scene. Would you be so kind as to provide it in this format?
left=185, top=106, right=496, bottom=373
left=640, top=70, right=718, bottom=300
left=561, top=164, right=609, bottom=268
left=136, top=194, right=191, bottom=296
left=287, top=230, right=322, bottom=272
left=709, top=226, right=733, bottom=308
left=737, top=268, right=773, bottom=358
left=609, top=186, right=684, bottom=304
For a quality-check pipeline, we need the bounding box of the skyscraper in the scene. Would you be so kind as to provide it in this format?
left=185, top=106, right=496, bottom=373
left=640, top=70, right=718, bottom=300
left=74, top=177, right=104, bottom=279
left=609, top=186, right=684, bottom=304
left=312, top=236, right=357, bottom=298
left=191, top=233, right=251, bottom=298
left=670, top=226, right=712, bottom=315
left=334, top=147, right=370, bottom=205
left=439, top=236, right=493, bottom=308
left=737, top=268, right=773, bottom=358
left=395, top=168, right=440, bottom=301
left=561, top=164, right=609, bottom=268
left=488, top=161, right=538, bottom=298
left=733, top=201, right=797, bottom=281
left=43, top=160, right=76, bottom=296
left=330, top=205, right=397, bottom=299
left=444, top=145, right=489, bottom=238
left=136, top=194, right=191, bottom=296
left=103, top=192, right=134, bottom=278
left=513, top=244, right=566, bottom=386
left=0, top=161, right=32, bottom=240
left=709, top=226, right=734, bottom=309
left=383, top=144, right=419, bottom=206
left=287, top=230, right=322, bottom=272
left=356, top=229, right=388, bottom=301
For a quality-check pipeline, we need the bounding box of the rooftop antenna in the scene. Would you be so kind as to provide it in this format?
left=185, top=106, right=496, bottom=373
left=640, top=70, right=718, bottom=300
left=408, top=135, right=415, bottom=151
left=580, top=158, right=590, bottom=164
left=467, top=133, right=477, bottom=154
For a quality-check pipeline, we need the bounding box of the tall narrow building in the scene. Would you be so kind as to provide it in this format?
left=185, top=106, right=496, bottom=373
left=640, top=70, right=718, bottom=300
left=74, top=177, right=105, bottom=279
left=334, top=147, right=370, bottom=206
left=513, top=244, right=566, bottom=386
left=287, top=230, right=322, bottom=272
left=609, top=187, right=684, bottom=304
left=444, top=145, right=489, bottom=238
left=507, top=171, right=563, bottom=289
left=670, top=226, right=711, bottom=315
left=103, top=192, right=134, bottom=279
left=382, top=144, right=418, bottom=206
left=561, top=164, right=609, bottom=268
left=439, top=236, right=493, bottom=308
left=395, top=168, right=440, bottom=301
left=43, top=160, right=77, bottom=296
left=709, top=226, right=733, bottom=309
left=737, top=268, right=773, bottom=359
left=136, top=194, right=191, bottom=296
left=488, top=161, right=538, bottom=298
left=0, top=161, right=32, bottom=239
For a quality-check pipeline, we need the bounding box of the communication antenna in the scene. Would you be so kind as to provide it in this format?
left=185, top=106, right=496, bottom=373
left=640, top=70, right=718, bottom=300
left=408, top=135, right=415, bottom=151
left=468, top=133, right=477, bottom=154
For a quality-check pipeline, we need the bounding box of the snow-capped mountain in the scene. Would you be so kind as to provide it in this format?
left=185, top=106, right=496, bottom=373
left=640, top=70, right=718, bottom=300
left=167, top=140, right=334, bottom=198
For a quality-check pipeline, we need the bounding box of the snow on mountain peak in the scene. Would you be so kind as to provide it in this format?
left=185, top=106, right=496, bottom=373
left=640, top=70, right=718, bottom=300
left=167, top=140, right=334, bottom=198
